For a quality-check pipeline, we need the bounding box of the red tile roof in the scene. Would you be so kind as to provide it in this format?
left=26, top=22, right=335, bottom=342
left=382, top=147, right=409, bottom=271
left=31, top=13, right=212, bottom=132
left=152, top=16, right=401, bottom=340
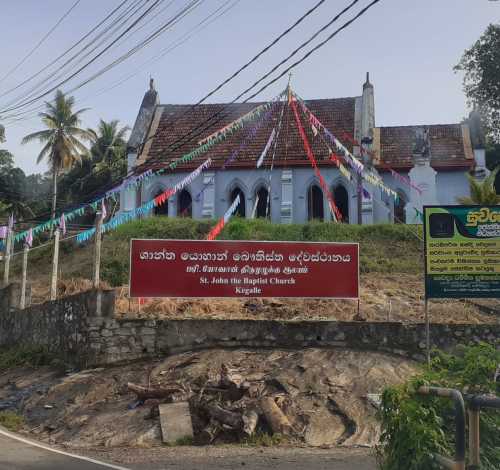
left=376, top=124, right=474, bottom=171
left=136, top=99, right=474, bottom=174
left=137, top=98, right=356, bottom=173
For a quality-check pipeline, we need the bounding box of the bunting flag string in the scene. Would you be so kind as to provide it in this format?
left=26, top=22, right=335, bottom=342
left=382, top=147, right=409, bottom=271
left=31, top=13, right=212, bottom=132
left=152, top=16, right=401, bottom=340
left=60, top=213, right=66, bottom=235
left=14, top=92, right=286, bottom=248
left=296, top=91, right=399, bottom=203
left=193, top=101, right=280, bottom=205
left=207, top=194, right=240, bottom=241
left=25, top=228, right=33, bottom=248
left=256, top=128, right=276, bottom=168
left=414, top=207, right=424, bottom=223
left=290, top=97, right=341, bottom=222
left=294, top=93, right=364, bottom=174
left=77, top=158, right=213, bottom=244
left=389, top=169, right=423, bottom=196
left=339, top=131, right=423, bottom=197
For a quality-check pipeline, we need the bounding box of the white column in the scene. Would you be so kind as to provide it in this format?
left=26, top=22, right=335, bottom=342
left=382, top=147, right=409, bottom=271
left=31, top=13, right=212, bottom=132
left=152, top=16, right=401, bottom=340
left=280, top=170, right=293, bottom=223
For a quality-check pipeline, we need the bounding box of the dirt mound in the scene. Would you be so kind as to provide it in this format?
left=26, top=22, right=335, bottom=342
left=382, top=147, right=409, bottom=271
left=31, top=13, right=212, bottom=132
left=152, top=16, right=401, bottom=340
left=2, top=349, right=417, bottom=449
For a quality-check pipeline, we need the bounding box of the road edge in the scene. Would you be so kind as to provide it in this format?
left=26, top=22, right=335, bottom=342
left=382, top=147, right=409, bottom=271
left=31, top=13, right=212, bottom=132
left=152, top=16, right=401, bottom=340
left=0, top=426, right=131, bottom=470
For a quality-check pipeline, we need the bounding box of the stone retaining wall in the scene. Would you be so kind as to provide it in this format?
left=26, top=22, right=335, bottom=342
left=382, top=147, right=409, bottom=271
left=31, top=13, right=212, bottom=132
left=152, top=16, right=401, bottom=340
left=1, top=286, right=498, bottom=366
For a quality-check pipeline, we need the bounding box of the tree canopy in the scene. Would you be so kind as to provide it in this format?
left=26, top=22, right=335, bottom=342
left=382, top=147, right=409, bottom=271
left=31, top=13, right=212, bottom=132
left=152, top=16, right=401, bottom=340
left=455, top=24, right=500, bottom=142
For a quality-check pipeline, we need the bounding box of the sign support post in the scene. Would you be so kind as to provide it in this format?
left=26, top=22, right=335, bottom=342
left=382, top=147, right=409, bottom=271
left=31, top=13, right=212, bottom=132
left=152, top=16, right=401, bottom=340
left=424, top=298, right=430, bottom=366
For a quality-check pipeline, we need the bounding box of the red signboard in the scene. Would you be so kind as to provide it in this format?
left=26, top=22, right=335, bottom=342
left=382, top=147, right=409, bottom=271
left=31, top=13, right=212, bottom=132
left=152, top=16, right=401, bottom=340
left=129, top=239, right=359, bottom=299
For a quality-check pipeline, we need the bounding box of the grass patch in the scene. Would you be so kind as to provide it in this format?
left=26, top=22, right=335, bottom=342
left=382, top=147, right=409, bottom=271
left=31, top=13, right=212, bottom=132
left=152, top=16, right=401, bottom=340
left=0, top=411, right=24, bottom=431
left=17, top=217, right=423, bottom=285
left=243, top=431, right=286, bottom=447
left=0, top=345, right=57, bottom=370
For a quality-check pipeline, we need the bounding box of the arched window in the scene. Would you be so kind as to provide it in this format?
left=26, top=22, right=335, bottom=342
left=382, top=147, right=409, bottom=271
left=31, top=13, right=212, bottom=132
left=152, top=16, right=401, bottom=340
left=394, top=191, right=407, bottom=224
left=333, top=184, right=349, bottom=223
left=230, top=187, right=246, bottom=218
left=254, top=186, right=270, bottom=218
left=308, top=184, right=324, bottom=221
left=178, top=189, right=192, bottom=218
left=153, top=190, right=168, bottom=216
left=495, top=171, right=500, bottom=196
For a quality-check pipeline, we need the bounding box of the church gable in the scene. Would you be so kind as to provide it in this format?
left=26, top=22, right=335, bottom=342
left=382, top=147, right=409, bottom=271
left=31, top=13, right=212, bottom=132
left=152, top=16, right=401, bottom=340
left=136, top=98, right=356, bottom=173
left=375, top=124, right=474, bottom=171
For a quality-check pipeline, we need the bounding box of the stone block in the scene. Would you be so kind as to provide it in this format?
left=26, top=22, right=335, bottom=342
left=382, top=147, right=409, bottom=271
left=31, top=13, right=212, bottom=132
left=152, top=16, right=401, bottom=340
left=140, top=328, right=156, bottom=335
left=159, top=402, right=193, bottom=444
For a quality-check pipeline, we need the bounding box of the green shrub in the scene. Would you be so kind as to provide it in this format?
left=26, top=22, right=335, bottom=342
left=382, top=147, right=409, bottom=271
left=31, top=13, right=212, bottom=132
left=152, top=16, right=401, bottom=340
left=377, top=343, right=500, bottom=470
left=101, top=258, right=129, bottom=287
left=0, top=345, right=56, bottom=369
left=0, top=411, right=24, bottom=431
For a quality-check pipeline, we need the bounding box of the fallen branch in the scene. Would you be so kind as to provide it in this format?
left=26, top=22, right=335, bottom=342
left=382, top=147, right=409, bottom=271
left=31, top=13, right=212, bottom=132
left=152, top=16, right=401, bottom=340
left=127, top=382, right=184, bottom=400
left=205, top=403, right=243, bottom=429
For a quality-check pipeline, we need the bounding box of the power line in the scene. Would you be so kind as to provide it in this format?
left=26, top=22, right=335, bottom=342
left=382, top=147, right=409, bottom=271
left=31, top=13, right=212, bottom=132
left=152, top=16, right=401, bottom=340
left=0, top=0, right=132, bottom=100
left=2, top=0, right=239, bottom=125
left=1, top=0, right=150, bottom=114
left=0, top=0, right=166, bottom=115
left=0, top=0, right=152, bottom=117
left=0, top=0, right=82, bottom=85
left=137, top=0, right=362, bottom=168
left=9, top=0, right=383, bottom=228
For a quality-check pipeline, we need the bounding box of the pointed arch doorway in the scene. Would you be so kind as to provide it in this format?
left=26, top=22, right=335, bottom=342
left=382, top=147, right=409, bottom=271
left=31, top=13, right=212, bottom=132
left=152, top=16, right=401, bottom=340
left=333, top=184, right=349, bottom=223
left=230, top=187, right=246, bottom=218
left=254, top=186, right=270, bottom=218
left=308, top=184, right=324, bottom=221
left=178, top=189, right=192, bottom=218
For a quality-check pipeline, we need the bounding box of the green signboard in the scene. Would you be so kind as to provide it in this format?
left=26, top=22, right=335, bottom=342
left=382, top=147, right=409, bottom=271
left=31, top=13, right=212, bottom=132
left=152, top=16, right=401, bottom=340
left=423, top=205, right=500, bottom=299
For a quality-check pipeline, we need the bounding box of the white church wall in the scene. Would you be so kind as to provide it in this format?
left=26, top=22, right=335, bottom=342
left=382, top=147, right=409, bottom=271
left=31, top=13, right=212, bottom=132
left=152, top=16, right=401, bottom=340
left=436, top=171, right=470, bottom=206
left=136, top=166, right=360, bottom=224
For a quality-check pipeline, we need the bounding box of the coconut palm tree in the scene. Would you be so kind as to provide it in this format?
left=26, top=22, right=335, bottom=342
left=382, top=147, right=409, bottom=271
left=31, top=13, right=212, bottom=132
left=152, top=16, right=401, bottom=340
left=457, top=167, right=500, bottom=205
left=21, top=90, right=91, bottom=232
left=87, top=119, right=129, bottom=167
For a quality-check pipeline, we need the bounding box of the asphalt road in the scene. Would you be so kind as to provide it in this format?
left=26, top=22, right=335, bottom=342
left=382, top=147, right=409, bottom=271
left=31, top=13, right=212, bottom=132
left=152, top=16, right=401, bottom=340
left=0, top=429, right=377, bottom=470
left=0, top=432, right=128, bottom=470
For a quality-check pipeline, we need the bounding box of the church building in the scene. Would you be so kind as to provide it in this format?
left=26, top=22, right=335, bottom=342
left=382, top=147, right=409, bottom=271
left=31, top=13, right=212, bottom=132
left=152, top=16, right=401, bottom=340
left=121, top=75, right=487, bottom=224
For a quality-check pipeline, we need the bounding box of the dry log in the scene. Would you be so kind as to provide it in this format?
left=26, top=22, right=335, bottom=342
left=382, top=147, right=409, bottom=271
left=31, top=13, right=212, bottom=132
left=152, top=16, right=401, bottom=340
left=127, top=382, right=183, bottom=400
left=242, top=410, right=258, bottom=437
left=260, top=396, right=292, bottom=435
left=206, top=403, right=243, bottom=429
left=199, top=419, right=221, bottom=444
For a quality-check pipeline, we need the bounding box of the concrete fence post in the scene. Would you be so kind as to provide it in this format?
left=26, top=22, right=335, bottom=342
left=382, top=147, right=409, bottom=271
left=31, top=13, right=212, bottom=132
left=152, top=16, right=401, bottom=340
left=2, top=228, right=12, bottom=287
left=93, top=211, right=103, bottom=289
left=50, top=228, right=60, bottom=301
left=20, top=244, right=29, bottom=309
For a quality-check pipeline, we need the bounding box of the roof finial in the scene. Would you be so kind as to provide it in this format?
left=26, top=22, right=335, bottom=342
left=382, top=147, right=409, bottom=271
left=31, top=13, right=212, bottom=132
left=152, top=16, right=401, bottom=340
left=363, top=72, right=373, bottom=90
left=149, top=76, right=155, bottom=91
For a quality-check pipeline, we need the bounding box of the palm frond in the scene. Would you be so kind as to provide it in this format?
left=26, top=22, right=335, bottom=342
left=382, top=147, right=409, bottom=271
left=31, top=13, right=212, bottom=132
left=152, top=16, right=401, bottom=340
left=21, top=129, right=53, bottom=144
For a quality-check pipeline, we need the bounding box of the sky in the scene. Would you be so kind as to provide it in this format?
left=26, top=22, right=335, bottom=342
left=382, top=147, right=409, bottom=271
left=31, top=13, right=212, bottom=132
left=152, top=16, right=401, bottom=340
left=0, top=0, right=498, bottom=175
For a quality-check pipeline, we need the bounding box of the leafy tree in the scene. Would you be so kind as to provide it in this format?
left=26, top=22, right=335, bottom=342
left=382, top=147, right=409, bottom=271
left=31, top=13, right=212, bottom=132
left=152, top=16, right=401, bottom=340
left=59, top=119, right=128, bottom=206
left=457, top=168, right=500, bottom=205
left=0, top=124, right=4, bottom=143
left=455, top=24, right=500, bottom=142
left=87, top=119, right=129, bottom=167
left=378, top=343, right=500, bottom=470
left=21, top=90, right=91, bottom=232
